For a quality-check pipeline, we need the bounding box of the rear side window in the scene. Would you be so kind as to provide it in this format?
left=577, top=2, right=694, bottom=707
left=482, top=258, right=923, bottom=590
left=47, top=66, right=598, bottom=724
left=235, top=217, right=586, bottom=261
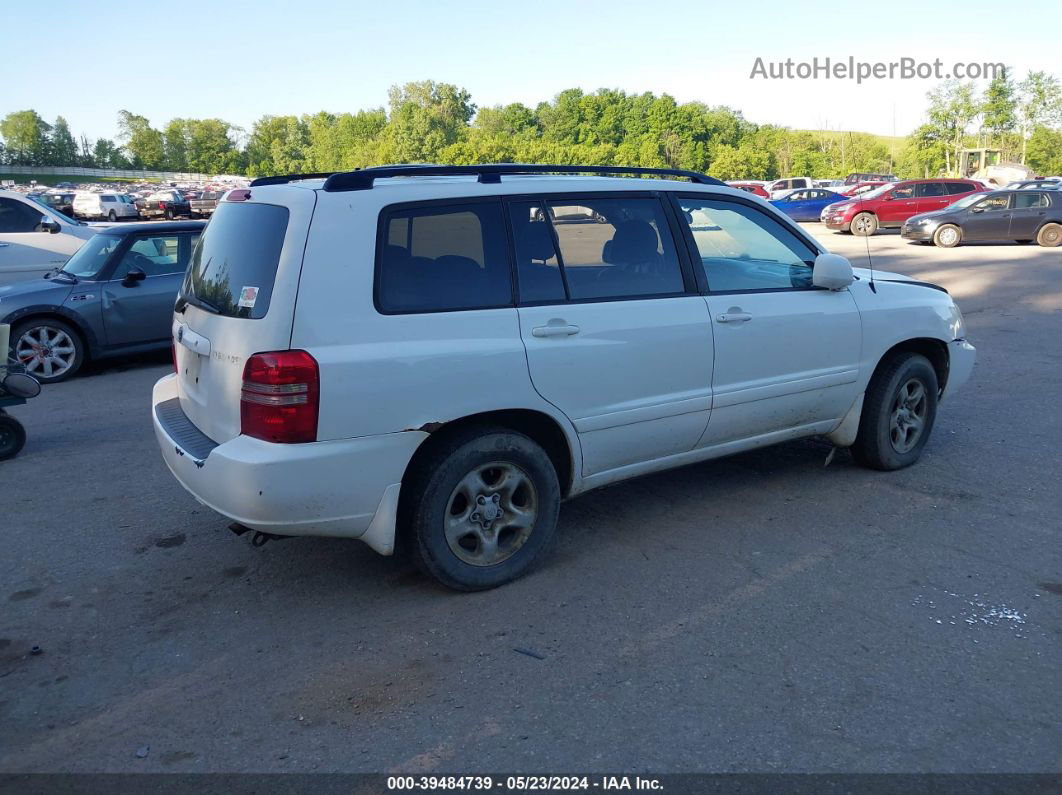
left=182, top=202, right=289, bottom=319
left=916, top=183, right=945, bottom=197
left=377, top=202, right=512, bottom=313
left=1014, top=192, right=1047, bottom=209
left=945, top=182, right=972, bottom=195
left=102, top=195, right=116, bottom=202
left=509, top=197, right=684, bottom=302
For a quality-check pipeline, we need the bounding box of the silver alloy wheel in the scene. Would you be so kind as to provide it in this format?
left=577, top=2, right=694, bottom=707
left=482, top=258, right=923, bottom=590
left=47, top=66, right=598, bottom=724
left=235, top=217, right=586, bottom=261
left=1041, top=225, right=1061, bottom=245
left=889, top=377, right=928, bottom=454
left=15, top=325, right=77, bottom=379
left=938, top=226, right=959, bottom=246
left=444, top=461, right=538, bottom=567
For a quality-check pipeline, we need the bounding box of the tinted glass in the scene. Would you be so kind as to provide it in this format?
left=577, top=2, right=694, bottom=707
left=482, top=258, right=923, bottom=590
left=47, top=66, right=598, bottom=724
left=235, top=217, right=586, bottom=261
left=0, top=198, right=43, bottom=233
left=945, top=182, right=972, bottom=195
left=182, top=202, right=288, bottom=319
left=975, top=194, right=1010, bottom=211
left=1014, top=192, right=1048, bottom=209
left=891, top=185, right=915, bottom=199
left=539, top=197, right=683, bottom=301
left=677, top=198, right=816, bottom=292
left=509, top=203, right=565, bottom=303
left=916, top=183, right=945, bottom=197
left=377, top=201, right=512, bottom=313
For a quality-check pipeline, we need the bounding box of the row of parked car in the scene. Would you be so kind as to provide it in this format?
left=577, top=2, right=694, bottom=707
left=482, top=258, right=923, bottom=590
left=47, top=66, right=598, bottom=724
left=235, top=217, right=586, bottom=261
left=24, top=188, right=227, bottom=222
left=726, top=173, right=1062, bottom=248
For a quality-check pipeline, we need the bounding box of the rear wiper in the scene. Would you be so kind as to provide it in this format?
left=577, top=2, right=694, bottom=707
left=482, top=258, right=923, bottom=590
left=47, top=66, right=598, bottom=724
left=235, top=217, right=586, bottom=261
left=189, top=293, right=222, bottom=315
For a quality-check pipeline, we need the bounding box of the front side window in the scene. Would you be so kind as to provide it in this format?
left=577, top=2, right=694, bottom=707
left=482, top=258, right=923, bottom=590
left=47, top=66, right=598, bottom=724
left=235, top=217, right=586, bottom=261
left=377, top=201, right=512, bottom=313
left=61, top=234, right=123, bottom=278
left=676, top=197, right=816, bottom=292
left=891, top=185, right=915, bottom=200
left=0, top=198, right=45, bottom=233
left=1014, top=192, right=1048, bottom=209
left=113, top=234, right=197, bottom=279
left=509, top=197, right=684, bottom=303
left=975, top=194, right=1011, bottom=212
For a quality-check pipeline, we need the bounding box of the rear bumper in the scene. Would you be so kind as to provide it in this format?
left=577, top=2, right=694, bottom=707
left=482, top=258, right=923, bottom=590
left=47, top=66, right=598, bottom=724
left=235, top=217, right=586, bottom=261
left=151, top=374, right=426, bottom=553
left=944, top=339, right=976, bottom=400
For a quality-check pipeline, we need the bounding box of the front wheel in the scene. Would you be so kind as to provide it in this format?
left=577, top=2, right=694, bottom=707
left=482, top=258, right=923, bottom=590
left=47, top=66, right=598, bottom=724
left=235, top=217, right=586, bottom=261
left=0, top=413, right=27, bottom=460
left=1036, top=223, right=1062, bottom=247
left=405, top=428, right=561, bottom=591
left=933, top=224, right=962, bottom=248
left=851, top=352, right=939, bottom=471
left=11, top=318, right=85, bottom=383
left=850, top=212, right=878, bottom=236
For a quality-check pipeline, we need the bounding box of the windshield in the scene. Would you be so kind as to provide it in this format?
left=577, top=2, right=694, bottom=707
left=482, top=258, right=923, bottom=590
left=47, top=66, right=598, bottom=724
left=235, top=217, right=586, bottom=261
left=949, top=192, right=990, bottom=209
left=61, top=234, right=122, bottom=279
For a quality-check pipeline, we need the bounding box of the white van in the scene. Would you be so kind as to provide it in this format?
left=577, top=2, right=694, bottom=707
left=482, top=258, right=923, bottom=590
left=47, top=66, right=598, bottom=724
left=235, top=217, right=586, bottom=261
left=153, top=164, right=975, bottom=590
left=73, top=192, right=140, bottom=222
left=0, top=190, right=99, bottom=285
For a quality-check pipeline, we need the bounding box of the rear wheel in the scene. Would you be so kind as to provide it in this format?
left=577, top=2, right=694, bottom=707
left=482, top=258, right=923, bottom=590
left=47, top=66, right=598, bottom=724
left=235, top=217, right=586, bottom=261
left=933, top=224, right=962, bottom=248
left=851, top=352, right=939, bottom=471
left=404, top=427, right=561, bottom=591
left=164, top=208, right=174, bottom=220
left=1036, top=223, right=1061, bottom=247
left=851, top=212, right=878, bottom=236
left=0, top=413, right=26, bottom=460
left=107, top=210, right=117, bottom=222
left=11, top=318, right=85, bottom=383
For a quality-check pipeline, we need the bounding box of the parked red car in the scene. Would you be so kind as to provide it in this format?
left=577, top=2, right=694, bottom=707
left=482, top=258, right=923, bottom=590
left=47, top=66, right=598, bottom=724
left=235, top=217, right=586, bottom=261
left=821, top=178, right=986, bottom=236
left=726, top=181, right=769, bottom=198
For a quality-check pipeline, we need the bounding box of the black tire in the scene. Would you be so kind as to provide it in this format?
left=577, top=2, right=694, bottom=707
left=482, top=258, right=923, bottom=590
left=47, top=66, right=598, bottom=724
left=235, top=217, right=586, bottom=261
left=164, top=208, right=174, bottom=220
left=0, top=413, right=26, bottom=460
left=850, top=212, right=878, bottom=236
left=10, top=318, right=85, bottom=384
left=851, top=352, right=939, bottom=471
left=1036, top=223, right=1061, bottom=247
left=933, top=224, right=962, bottom=248
left=107, top=210, right=117, bottom=222
left=404, top=427, right=561, bottom=591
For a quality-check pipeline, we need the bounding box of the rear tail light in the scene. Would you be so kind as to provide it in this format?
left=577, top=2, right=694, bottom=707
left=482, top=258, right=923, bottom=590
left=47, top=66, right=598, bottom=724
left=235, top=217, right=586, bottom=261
left=159, top=201, right=168, bottom=209
left=240, top=350, right=319, bottom=443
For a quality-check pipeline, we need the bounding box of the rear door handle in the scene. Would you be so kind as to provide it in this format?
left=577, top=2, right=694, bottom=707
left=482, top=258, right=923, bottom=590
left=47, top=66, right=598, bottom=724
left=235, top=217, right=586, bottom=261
left=532, top=323, right=580, bottom=338
left=716, top=312, right=752, bottom=324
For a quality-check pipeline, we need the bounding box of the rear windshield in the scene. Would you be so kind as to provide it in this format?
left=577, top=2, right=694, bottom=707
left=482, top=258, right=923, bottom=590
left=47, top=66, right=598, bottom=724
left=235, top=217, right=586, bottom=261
left=181, top=202, right=289, bottom=319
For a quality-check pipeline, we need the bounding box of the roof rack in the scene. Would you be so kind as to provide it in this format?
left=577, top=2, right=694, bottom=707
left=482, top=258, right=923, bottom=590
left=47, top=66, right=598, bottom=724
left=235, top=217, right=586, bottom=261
left=320, top=164, right=724, bottom=192
left=248, top=172, right=339, bottom=187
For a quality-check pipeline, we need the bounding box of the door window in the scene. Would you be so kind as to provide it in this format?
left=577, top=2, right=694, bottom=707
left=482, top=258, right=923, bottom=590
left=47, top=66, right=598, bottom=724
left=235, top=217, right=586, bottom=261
left=377, top=201, right=512, bottom=313
left=509, top=197, right=684, bottom=302
left=1014, top=192, right=1048, bottom=209
left=915, top=182, right=945, bottom=197
left=945, top=182, right=973, bottom=195
left=974, top=194, right=1011, bottom=211
left=890, top=185, right=915, bottom=200
left=113, top=233, right=193, bottom=278
left=0, top=198, right=45, bottom=233
left=676, top=197, right=816, bottom=292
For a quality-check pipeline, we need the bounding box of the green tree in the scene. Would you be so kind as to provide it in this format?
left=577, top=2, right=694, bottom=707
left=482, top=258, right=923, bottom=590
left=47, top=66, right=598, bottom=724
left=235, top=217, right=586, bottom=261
left=707, top=144, right=775, bottom=180
left=1025, top=126, right=1062, bottom=175
left=0, top=110, right=52, bottom=165
left=980, top=68, right=1017, bottom=151
left=926, top=80, right=981, bottom=175
left=1017, top=71, right=1062, bottom=163
left=49, top=116, right=78, bottom=166
left=386, top=81, right=475, bottom=162
left=117, top=110, right=164, bottom=168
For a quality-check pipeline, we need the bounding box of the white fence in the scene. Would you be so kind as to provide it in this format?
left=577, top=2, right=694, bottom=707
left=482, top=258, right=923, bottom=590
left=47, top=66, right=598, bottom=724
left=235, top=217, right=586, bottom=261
left=0, top=165, right=245, bottom=182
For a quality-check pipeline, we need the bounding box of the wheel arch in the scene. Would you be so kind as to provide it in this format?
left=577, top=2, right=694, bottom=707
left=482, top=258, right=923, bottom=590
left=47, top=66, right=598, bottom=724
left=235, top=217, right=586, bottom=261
left=400, top=408, right=577, bottom=500
left=876, top=337, right=950, bottom=396
left=4, top=306, right=98, bottom=357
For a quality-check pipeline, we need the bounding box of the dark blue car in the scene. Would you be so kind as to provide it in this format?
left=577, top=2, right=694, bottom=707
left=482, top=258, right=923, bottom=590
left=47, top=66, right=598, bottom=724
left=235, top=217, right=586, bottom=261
left=770, top=188, right=847, bottom=222
left=1, top=221, right=204, bottom=383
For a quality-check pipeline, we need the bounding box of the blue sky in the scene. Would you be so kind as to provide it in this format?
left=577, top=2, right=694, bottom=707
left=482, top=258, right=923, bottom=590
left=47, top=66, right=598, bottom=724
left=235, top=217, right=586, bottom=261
left=6, top=0, right=1060, bottom=142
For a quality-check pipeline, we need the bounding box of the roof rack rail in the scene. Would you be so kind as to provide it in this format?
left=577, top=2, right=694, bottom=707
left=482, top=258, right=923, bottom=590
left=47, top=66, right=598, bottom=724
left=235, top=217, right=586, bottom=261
left=248, top=172, right=339, bottom=187
left=321, top=164, right=724, bottom=192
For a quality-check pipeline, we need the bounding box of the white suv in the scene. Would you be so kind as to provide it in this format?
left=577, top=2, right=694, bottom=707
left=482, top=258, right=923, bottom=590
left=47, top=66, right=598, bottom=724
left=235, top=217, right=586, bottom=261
left=153, top=164, right=976, bottom=590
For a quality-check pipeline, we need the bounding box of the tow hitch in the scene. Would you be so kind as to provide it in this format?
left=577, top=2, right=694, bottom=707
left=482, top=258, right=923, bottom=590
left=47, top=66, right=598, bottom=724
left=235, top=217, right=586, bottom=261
left=228, top=523, right=289, bottom=547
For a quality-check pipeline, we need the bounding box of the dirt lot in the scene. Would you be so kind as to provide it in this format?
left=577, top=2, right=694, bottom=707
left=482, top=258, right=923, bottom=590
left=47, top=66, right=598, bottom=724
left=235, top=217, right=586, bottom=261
left=0, top=224, right=1059, bottom=773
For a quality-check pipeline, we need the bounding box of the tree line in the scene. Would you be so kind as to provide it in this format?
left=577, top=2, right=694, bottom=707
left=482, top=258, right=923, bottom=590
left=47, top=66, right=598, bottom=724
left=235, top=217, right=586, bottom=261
left=2, top=72, right=1060, bottom=180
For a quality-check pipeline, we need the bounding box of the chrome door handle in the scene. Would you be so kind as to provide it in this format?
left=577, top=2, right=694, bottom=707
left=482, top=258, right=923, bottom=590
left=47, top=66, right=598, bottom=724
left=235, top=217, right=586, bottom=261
left=532, top=323, right=580, bottom=338
left=716, top=312, right=752, bottom=323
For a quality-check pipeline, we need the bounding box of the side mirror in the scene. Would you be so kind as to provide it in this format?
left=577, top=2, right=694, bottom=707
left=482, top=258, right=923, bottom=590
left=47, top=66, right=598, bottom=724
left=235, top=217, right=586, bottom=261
left=971, top=206, right=984, bottom=213
left=813, top=253, right=854, bottom=291
left=122, top=267, right=147, bottom=287
left=39, top=216, right=61, bottom=234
